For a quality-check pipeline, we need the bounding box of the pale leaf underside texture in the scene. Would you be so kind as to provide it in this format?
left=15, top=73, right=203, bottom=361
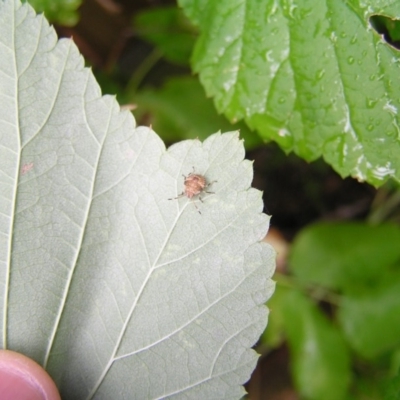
left=179, top=0, right=400, bottom=186
left=0, top=0, right=275, bottom=399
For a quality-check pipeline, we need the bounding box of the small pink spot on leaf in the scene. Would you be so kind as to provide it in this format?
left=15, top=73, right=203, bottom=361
left=21, top=162, right=34, bottom=175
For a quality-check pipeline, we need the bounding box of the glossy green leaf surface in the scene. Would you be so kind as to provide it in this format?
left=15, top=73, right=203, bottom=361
left=289, top=222, right=400, bottom=293
left=282, top=289, right=351, bottom=400
left=0, top=1, right=275, bottom=398
left=178, top=0, right=400, bottom=185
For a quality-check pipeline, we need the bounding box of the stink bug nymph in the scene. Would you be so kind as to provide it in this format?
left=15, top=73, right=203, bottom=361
left=169, top=168, right=217, bottom=213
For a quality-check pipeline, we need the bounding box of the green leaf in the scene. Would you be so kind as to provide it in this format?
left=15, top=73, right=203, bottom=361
left=134, top=76, right=262, bottom=148
left=0, top=1, right=275, bottom=398
left=260, top=281, right=287, bottom=348
left=134, top=6, right=197, bottom=66
left=289, top=222, right=400, bottom=293
left=349, top=374, right=388, bottom=400
left=281, top=289, right=351, bottom=400
left=371, top=15, right=400, bottom=44
left=385, top=368, right=400, bottom=400
left=24, top=0, right=81, bottom=25
left=338, top=276, right=400, bottom=359
left=178, top=0, right=400, bottom=186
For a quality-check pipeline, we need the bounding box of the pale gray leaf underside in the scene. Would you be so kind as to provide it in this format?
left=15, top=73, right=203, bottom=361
left=0, top=0, right=275, bottom=398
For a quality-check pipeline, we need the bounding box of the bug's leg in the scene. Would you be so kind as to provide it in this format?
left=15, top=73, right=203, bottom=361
left=185, top=167, right=195, bottom=178
left=198, top=196, right=204, bottom=203
left=192, top=199, right=201, bottom=214
left=206, top=180, right=217, bottom=189
left=168, top=192, right=185, bottom=200
left=205, top=179, right=217, bottom=195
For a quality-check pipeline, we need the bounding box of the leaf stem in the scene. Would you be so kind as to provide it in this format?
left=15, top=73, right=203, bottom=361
left=125, top=48, right=164, bottom=95
left=367, top=188, right=400, bottom=224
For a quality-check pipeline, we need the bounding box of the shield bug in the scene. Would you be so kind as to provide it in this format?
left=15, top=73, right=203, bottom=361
left=169, top=168, right=217, bottom=213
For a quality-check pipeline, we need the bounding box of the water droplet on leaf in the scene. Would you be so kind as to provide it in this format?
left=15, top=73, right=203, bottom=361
left=366, top=98, right=377, bottom=108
